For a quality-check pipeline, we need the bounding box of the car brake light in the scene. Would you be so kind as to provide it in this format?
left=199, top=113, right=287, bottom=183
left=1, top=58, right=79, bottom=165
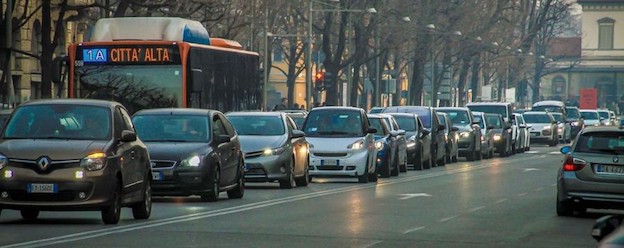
left=563, top=156, right=587, bottom=171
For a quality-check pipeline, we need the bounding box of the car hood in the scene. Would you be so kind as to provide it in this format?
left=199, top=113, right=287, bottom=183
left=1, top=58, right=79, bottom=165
left=0, top=139, right=109, bottom=160
left=307, top=137, right=367, bottom=152
left=238, top=135, right=287, bottom=153
left=144, top=142, right=209, bottom=161
left=584, top=119, right=600, bottom=125
left=528, top=123, right=551, bottom=131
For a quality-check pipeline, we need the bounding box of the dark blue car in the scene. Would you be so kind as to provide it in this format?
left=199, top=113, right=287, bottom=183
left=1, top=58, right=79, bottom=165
left=368, top=114, right=402, bottom=178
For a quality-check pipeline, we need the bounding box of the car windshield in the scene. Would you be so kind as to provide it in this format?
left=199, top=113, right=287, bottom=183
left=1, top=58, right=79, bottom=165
left=392, top=116, right=417, bottom=131
left=438, top=110, right=470, bottom=126
left=473, top=115, right=485, bottom=129
left=523, top=114, right=551, bottom=124
left=4, top=104, right=111, bottom=140
left=552, top=114, right=564, bottom=122
left=576, top=132, right=624, bottom=154
left=370, top=118, right=387, bottom=136
left=228, top=115, right=285, bottom=136
left=581, top=111, right=599, bottom=120
left=598, top=111, right=610, bottom=119
left=532, top=106, right=563, bottom=115
left=566, top=108, right=580, bottom=119
left=133, top=115, right=210, bottom=142
left=289, top=115, right=306, bottom=130
left=437, top=114, right=449, bottom=131
left=303, top=110, right=364, bottom=137
left=467, top=105, right=506, bottom=118
left=485, top=115, right=503, bottom=128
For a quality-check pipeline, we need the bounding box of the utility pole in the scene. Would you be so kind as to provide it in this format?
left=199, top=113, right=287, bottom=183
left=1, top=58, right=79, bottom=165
left=5, top=0, right=14, bottom=107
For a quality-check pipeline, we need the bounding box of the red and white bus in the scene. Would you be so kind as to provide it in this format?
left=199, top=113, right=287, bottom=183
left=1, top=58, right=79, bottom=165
left=66, top=17, right=261, bottom=113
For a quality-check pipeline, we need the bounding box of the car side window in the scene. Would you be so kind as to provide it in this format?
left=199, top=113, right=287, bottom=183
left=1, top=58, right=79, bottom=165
left=218, top=114, right=236, bottom=138
left=285, top=116, right=296, bottom=132
left=213, top=114, right=230, bottom=138
left=114, top=107, right=125, bottom=137
left=117, top=107, right=134, bottom=132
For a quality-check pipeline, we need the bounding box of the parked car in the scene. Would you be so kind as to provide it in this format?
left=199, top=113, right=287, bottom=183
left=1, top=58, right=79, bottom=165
left=368, top=114, right=402, bottom=178
left=581, top=109, right=602, bottom=127
left=592, top=215, right=624, bottom=247
left=557, top=126, right=624, bottom=216
left=285, top=112, right=307, bottom=130
left=565, top=106, right=584, bottom=138
left=227, top=111, right=309, bottom=188
left=383, top=106, right=446, bottom=167
left=513, top=113, right=531, bottom=152
left=598, top=109, right=614, bottom=126
left=0, top=99, right=152, bottom=224
left=132, top=108, right=244, bottom=202
left=386, top=113, right=432, bottom=170
left=523, top=111, right=559, bottom=146
left=302, top=107, right=378, bottom=183
left=472, top=111, right=495, bottom=158
left=436, top=107, right=482, bottom=161
left=466, top=102, right=517, bottom=156
left=436, top=112, right=459, bottom=163
left=551, top=112, right=572, bottom=143
left=484, top=113, right=513, bottom=157
left=378, top=114, right=408, bottom=172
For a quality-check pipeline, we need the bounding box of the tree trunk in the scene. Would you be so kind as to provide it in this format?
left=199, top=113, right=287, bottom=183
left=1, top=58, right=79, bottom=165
left=456, top=56, right=471, bottom=106
left=409, top=53, right=425, bottom=106
left=350, top=64, right=361, bottom=107
left=470, top=53, right=481, bottom=102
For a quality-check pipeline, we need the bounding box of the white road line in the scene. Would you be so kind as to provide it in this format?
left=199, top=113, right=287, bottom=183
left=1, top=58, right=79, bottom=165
left=551, top=183, right=557, bottom=187
left=538, top=155, right=547, bottom=158
left=549, top=151, right=561, bottom=155
left=360, top=240, right=383, bottom=248
left=2, top=155, right=543, bottom=248
left=517, top=192, right=528, bottom=197
left=402, top=226, right=426, bottom=234
left=535, top=187, right=544, bottom=192
left=439, top=215, right=459, bottom=222
left=525, top=151, right=540, bottom=154
left=495, top=198, right=508, bottom=204
left=468, top=206, right=485, bottom=212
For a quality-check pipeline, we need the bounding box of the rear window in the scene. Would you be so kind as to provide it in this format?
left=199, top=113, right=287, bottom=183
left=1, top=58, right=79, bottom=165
left=485, top=115, right=503, bottom=128
left=598, top=111, right=610, bottom=120
left=576, top=132, right=624, bottom=154
left=566, top=108, right=580, bottom=119
left=438, top=110, right=470, bottom=126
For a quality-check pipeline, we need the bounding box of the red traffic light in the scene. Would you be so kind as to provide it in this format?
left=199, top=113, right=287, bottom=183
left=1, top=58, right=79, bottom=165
left=315, top=72, right=324, bottom=81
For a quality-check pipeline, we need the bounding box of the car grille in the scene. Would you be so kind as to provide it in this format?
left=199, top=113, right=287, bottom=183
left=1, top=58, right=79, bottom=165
left=458, top=142, right=470, bottom=148
left=9, top=159, right=80, bottom=174
left=314, top=153, right=348, bottom=157
left=151, top=160, right=176, bottom=169
left=9, top=190, right=76, bottom=202
left=245, top=151, right=264, bottom=159
left=316, top=166, right=344, bottom=171
left=246, top=168, right=266, bottom=175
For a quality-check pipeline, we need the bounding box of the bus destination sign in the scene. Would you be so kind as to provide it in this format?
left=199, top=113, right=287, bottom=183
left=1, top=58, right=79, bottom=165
left=78, top=45, right=180, bottom=65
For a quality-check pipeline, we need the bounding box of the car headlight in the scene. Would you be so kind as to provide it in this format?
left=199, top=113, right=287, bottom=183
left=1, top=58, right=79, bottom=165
left=406, top=135, right=416, bottom=148
left=460, top=132, right=471, bottom=138
left=263, top=147, right=285, bottom=156
left=180, top=155, right=203, bottom=167
left=348, top=139, right=365, bottom=150
left=80, top=152, right=106, bottom=171
left=571, top=121, right=579, bottom=126
left=543, top=126, right=551, bottom=130
left=375, top=141, right=385, bottom=151
left=493, top=134, right=501, bottom=141
left=481, top=135, right=485, bottom=141
left=0, top=154, right=7, bottom=170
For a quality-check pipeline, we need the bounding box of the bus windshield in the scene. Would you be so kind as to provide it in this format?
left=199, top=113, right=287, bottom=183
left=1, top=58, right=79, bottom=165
left=75, top=64, right=183, bottom=113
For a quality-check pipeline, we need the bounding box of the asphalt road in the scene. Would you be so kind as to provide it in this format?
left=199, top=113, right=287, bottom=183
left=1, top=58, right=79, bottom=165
left=0, top=144, right=606, bottom=248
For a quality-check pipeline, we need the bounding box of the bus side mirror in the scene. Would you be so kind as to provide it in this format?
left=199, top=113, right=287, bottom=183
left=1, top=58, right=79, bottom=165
left=191, top=68, right=203, bottom=92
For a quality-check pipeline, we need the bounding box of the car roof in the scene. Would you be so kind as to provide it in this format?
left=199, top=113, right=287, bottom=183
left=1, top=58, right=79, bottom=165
left=472, top=111, right=485, bottom=115
left=383, top=112, right=418, bottom=118
left=523, top=111, right=550, bottom=115
left=227, top=111, right=284, bottom=117
left=580, top=126, right=624, bottom=134
left=466, top=101, right=512, bottom=106
left=580, top=109, right=598, bottom=112
left=533, top=100, right=565, bottom=107
left=21, top=98, right=120, bottom=108
left=436, top=107, right=469, bottom=111
left=133, top=108, right=218, bottom=116
left=310, top=106, right=363, bottom=112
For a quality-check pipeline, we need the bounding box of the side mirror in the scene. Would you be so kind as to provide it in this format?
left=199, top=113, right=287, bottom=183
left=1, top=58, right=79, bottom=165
left=450, top=126, right=460, bottom=132
left=398, top=129, right=406, bottom=136
left=487, top=126, right=495, bottom=130
left=120, top=130, right=137, bottom=142
left=291, top=129, right=305, bottom=138
left=527, top=124, right=533, bottom=128
left=421, top=129, right=431, bottom=137
left=592, top=215, right=623, bottom=242
left=215, top=134, right=230, bottom=144
left=390, top=130, right=400, bottom=137
left=472, top=121, right=480, bottom=125
left=519, top=124, right=527, bottom=128
left=552, top=121, right=558, bottom=125
left=438, top=125, right=446, bottom=131
left=560, top=146, right=571, bottom=154
left=191, top=68, right=204, bottom=92
left=367, top=128, right=378, bottom=134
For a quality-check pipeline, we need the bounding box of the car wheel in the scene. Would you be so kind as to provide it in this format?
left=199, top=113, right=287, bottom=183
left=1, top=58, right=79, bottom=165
left=227, top=167, right=245, bottom=199
left=20, top=209, right=39, bottom=221
left=556, top=195, right=574, bottom=217
left=279, top=158, right=296, bottom=189
left=380, top=156, right=391, bottom=178
left=438, top=153, right=446, bottom=166
left=368, top=162, right=379, bottom=182
left=399, top=156, right=408, bottom=173
left=391, top=155, right=400, bottom=177
left=295, top=157, right=310, bottom=187
left=102, top=178, right=122, bottom=224
left=132, top=176, right=152, bottom=220
left=452, top=153, right=458, bottom=163
left=201, top=166, right=220, bottom=202
left=358, top=164, right=369, bottom=183
left=414, top=148, right=424, bottom=171
left=549, top=139, right=557, bottom=147
left=424, top=157, right=432, bottom=170
left=475, top=149, right=482, bottom=161
left=431, top=146, right=438, bottom=167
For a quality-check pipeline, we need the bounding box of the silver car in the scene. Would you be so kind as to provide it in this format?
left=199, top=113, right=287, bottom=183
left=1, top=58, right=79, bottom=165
left=227, top=112, right=309, bottom=189
left=303, top=107, right=378, bottom=183
left=551, top=112, right=572, bottom=143
left=523, top=111, right=558, bottom=146
left=581, top=109, right=602, bottom=127
left=557, top=126, right=624, bottom=216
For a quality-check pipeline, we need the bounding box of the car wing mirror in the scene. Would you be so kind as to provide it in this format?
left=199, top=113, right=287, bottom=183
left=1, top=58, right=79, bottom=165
left=592, top=215, right=623, bottom=242
left=421, top=129, right=431, bottom=137
left=398, top=129, right=406, bottom=136
left=450, top=126, right=460, bottom=132
left=291, top=129, right=305, bottom=138
left=367, top=128, right=377, bottom=134
left=120, top=130, right=137, bottom=142
left=214, top=134, right=230, bottom=145
left=519, top=124, right=527, bottom=128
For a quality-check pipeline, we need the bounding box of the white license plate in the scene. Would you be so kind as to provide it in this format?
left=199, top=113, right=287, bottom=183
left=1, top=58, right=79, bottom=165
left=322, top=159, right=339, bottom=166
left=152, top=172, right=163, bottom=181
left=596, top=164, right=624, bottom=175
left=27, top=183, right=57, bottom=193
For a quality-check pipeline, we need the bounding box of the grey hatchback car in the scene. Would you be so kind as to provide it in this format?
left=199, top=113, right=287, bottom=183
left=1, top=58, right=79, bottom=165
left=557, top=126, right=624, bottom=216
left=0, top=99, right=152, bottom=224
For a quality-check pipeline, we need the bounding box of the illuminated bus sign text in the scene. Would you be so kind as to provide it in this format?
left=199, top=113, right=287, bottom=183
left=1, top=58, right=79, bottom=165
left=79, top=45, right=179, bottom=65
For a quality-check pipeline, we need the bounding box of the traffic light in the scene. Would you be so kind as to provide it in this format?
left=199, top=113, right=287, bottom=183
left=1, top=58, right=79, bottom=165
left=324, top=72, right=334, bottom=90
left=315, top=71, right=325, bottom=91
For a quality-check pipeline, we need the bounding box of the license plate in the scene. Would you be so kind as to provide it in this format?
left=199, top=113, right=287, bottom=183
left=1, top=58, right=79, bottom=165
left=596, top=164, right=624, bottom=175
left=531, top=133, right=538, bottom=137
left=321, top=159, right=339, bottom=166
left=27, top=183, right=57, bottom=193
left=152, top=172, right=163, bottom=181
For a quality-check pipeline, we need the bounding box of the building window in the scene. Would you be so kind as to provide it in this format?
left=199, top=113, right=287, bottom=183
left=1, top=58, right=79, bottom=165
left=273, top=46, right=283, bottom=62
left=598, top=17, right=615, bottom=50
left=552, top=76, right=566, bottom=96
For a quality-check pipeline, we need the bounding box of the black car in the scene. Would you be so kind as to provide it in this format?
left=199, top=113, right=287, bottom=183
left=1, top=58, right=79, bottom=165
left=132, top=108, right=244, bottom=202
left=436, top=112, right=459, bottom=163
left=436, top=107, right=482, bottom=161
left=383, top=106, right=446, bottom=167
left=484, top=113, right=513, bottom=157
left=0, top=99, right=151, bottom=224
left=565, top=106, right=584, bottom=138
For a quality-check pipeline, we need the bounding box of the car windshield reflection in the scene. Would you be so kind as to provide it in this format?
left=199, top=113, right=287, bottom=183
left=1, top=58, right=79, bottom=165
left=133, top=115, right=210, bottom=142
left=228, top=116, right=285, bottom=136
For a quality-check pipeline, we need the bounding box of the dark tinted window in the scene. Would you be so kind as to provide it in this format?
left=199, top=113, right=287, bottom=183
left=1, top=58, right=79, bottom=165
left=566, top=107, right=580, bottom=119
left=370, top=118, right=388, bottom=135
left=581, top=111, right=599, bottom=120
left=576, top=131, right=624, bottom=154
left=598, top=111, right=610, bottom=119
left=133, top=115, right=210, bottom=142
left=438, top=110, right=470, bottom=126
left=303, top=109, right=364, bottom=137
left=523, top=114, right=551, bottom=124
left=551, top=113, right=564, bottom=122
left=411, top=109, right=431, bottom=128
left=473, top=115, right=485, bottom=129
left=228, top=115, right=285, bottom=135
left=392, top=116, right=417, bottom=131
left=485, top=115, right=503, bottom=128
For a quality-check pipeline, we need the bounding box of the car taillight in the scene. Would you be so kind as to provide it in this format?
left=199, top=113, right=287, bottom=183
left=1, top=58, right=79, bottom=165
left=563, top=156, right=587, bottom=171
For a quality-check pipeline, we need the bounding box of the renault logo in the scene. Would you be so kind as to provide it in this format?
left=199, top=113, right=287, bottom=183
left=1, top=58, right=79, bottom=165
left=37, top=157, right=51, bottom=170
left=614, top=157, right=619, bottom=163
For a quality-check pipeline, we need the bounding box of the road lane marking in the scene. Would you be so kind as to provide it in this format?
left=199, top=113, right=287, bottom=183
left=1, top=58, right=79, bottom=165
left=538, top=155, right=547, bottom=158
left=1, top=155, right=548, bottom=248
left=525, top=151, right=540, bottom=154
left=495, top=198, right=508, bottom=204
left=360, top=240, right=383, bottom=248
left=535, top=187, right=544, bottom=192
left=549, top=151, right=561, bottom=154
left=402, top=226, right=426, bottom=234
left=468, top=206, right=485, bottom=212
left=439, top=215, right=458, bottom=222
left=523, top=168, right=540, bottom=172
left=517, top=192, right=528, bottom=197
left=398, top=193, right=432, bottom=200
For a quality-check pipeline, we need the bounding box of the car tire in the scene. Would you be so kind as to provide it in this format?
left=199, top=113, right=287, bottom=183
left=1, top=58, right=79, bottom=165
left=431, top=146, right=438, bottom=167
left=295, top=157, right=310, bottom=187
left=556, top=196, right=574, bottom=217
left=475, top=149, right=482, bottom=161
left=399, top=157, right=408, bottom=173
left=438, top=155, right=446, bottom=166
left=424, top=157, right=432, bottom=170
left=452, top=153, right=458, bottom=163
left=358, top=165, right=369, bottom=183
left=227, top=167, right=245, bottom=199
left=102, top=178, right=122, bottom=224
left=20, top=209, right=39, bottom=221
left=391, top=157, right=400, bottom=177
left=414, top=148, right=424, bottom=171
left=279, top=159, right=296, bottom=189
left=132, top=176, right=152, bottom=220
left=549, top=139, right=557, bottom=147
left=201, top=166, right=220, bottom=202
left=368, top=164, right=378, bottom=182
left=380, top=156, right=391, bottom=178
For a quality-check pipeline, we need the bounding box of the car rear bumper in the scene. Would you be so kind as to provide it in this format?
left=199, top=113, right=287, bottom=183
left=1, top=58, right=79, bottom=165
left=558, top=172, right=624, bottom=209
